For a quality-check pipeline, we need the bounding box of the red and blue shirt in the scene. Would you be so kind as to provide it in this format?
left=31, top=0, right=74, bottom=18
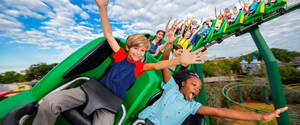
left=100, top=48, right=146, bottom=99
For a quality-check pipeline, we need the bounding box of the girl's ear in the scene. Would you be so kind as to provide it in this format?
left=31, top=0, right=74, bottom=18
left=181, top=81, right=185, bottom=87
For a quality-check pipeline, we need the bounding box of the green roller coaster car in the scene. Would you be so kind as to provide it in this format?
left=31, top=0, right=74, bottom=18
left=243, top=1, right=266, bottom=25
left=224, top=10, right=245, bottom=34
left=210, top=19, right=229, bottom=41
left=265, top=0, right=287, bottom=14
left=0, top=37, right=164, bottom=125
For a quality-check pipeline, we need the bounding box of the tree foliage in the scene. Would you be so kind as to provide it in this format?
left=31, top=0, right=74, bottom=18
left=279, top=66, right=300, bottom=84
left=0, top=63, right=57, bottom=84
left=243, top=48, right=300, bottom=63
left=0, top=71, right=25, bottom=84
left=25, top=63, right=57, bottom=81
left=202, top=59, right=241, bottom=77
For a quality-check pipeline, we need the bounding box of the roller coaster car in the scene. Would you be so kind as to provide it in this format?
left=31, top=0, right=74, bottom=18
left=195, top=27, right=215, bottom=48
left=133, top=90, right=205, bottom=125
left=0, top=34, right=203, bottom=124
left=265, top=0, right=287, bottom=14
left=1, top=38, right=126, bottom=125
left=1, top=77, right=126, bottom=125
left=243, top=1, right=266, bottom=25
left=225, top=10, right=245, bottom=34
left=210, top=19, right=228, bottom=41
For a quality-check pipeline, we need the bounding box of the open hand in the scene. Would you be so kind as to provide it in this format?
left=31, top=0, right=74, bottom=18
left=95, top=0, right=109, bottom=8
left=179, top=47, right=208, bottom=65
left=165, top=18, right=183, bottom=44
left=261, top=107, right=288, bottom=122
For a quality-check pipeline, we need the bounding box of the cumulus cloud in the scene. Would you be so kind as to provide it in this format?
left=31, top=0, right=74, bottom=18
left=2, top=0, right=51, bottom=19
left=0, top=0, right=101, bottom=61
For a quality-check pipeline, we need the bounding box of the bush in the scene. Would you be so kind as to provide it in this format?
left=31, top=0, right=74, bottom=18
left=279, top=66, right=300, bottom=84
left=202, top=61, right=217, bottom=77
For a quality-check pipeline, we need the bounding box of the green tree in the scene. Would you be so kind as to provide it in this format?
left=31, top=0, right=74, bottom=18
left=25, top=63, right=57, bottom=81
left=270, top=48, right=300, bottom=63
left=0, top=74, right=3, bottom=83
left=242, top=48, right=300, bottom=63
left=202, top=61, right=217, bottom=77
left=0, top=71, right=25, bottom=84
left=217, top=59, right=232, bottom=74
left=231, top=60, right=241, bottom=74
left=279, top=66, right=300, bottom=84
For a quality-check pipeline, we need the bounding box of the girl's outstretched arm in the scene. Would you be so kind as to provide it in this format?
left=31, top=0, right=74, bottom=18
left=186, top=17, right=194, bottom=31
left=197, top=106, right=288, bottom=122
left=189, top=26, right=201, bottom=41
left=143, top=46, right=207, bottom=72
left=214, top=8, right=218, bottom=19
left=152, top=45, right=164, bottom=57
left=95, top=0, right=120, bottom=53
left=179, top=17, right=188, bottom=37
left=165, top=17, right=172, bottom=32
left=161, top=18, right=180, bottom=83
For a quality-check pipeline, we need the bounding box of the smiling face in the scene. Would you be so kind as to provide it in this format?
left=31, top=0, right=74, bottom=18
left=126, top=46, right=146, bottom=61
left=173, top=48, right=183, bottom=57
left=192, top=20, right=197, bottom=25
left=155, top=31, right=165, bottom=41
left=184, top=31, right=191, bottom=39
left=225, top=8, right=230, bottom=14
left=204, top=22, right=208, bottom=28
left=192, top=28, right=197, bottom=33
left=232, top=6, right=238, bottom=14
left=180, top=77, right=202, bottom=101
left=218, top=14, right=224, bottom=19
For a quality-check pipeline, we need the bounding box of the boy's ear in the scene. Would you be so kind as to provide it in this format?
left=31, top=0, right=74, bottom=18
left=126, top=45, right=129, bottom=51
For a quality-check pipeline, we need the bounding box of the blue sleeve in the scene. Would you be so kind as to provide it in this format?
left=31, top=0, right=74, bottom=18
left=161, top=77, right=177, bottom=91
left=189, top=100, right=202, bottom=115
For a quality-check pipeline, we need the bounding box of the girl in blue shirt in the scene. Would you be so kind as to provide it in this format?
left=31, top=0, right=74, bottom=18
left=138, top=18, right=288, bottom=125
left=149, top=30, right=165, bottom=57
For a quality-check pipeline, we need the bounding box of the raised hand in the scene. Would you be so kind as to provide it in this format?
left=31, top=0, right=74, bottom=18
left=165, top=17, right=173, bottom=32
left=200, top=17, right=203, bottom=24
left=95, top=0, right=109, bottom=8
left=178, top=46, right=208, bottom=66
left=165, top=18, right=183, bottom=44
left=260, top=107, right=288, bottom=122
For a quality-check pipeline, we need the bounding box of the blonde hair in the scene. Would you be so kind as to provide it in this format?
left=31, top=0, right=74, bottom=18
left=126, top=33, right=150, bottom=50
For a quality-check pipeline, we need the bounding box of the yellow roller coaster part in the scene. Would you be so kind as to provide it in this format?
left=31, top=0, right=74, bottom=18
left=260, top=2, right=265, bottom=13
left=240, top=13, right=245, bottom=23
left=223, top=22, right=228, bottom=33
left=14, top=84, right=32, bottom=91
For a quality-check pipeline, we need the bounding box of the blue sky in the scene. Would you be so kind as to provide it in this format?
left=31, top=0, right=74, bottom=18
left=0, top=0, right=300, bottom=73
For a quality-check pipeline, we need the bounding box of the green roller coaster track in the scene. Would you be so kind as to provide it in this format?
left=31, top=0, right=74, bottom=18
left=0, top=1, right=300, bottom=125
left=192, top=1, right=300, bottom=125
left=222, top=83, right=300, bottom=118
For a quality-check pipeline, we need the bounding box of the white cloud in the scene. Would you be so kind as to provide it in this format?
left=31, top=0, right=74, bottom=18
left=3, top=10, right=20, bottom=17
left=82, top=4, right=99, bottom=14
left=80, top=12, right=90, bottom=19
left=0, top=14, right=23, bottom=33
left=2, top=0, right=51, bottom=19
